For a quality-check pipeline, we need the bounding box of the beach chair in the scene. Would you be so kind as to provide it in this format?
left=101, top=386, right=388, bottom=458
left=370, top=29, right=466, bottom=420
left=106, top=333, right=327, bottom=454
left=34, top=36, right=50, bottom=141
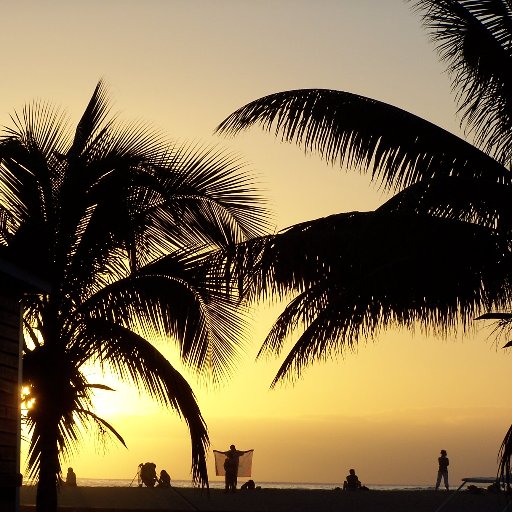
left=434, top=477, right=504, bottom=512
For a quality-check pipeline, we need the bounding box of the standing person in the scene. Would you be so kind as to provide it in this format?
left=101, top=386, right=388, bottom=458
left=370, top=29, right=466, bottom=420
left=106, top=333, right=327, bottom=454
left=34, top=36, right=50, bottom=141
left=219, top=445, right=253, bottom=492
left=435, top=449, right=450, bottom=491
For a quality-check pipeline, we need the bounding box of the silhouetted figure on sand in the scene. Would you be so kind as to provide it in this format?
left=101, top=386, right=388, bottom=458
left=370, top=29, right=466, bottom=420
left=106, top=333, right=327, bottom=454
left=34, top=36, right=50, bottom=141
left=241, top=479, right=256, bottom=490
left=220, top=444, right=253, bottom=492
left=65, top=467, right=77, bottom=487
left=139, top=462, right=158, bottom=487
left=343, top=469, right=362, bottom=491
left=157, top=469, right=171, bottom=488
left=435, top=450, right=450, bottom=491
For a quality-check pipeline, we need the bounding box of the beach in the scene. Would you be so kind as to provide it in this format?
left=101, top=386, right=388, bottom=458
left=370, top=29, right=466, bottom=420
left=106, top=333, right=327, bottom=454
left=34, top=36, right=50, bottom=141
left=19, top=486, right=510, bottom=512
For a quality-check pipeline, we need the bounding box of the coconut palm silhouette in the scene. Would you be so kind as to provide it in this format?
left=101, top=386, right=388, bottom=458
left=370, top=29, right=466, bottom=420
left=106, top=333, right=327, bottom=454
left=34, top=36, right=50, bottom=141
left=0, top=80, right=270, bottom=511
left=215, top=0, right=512, bottom=485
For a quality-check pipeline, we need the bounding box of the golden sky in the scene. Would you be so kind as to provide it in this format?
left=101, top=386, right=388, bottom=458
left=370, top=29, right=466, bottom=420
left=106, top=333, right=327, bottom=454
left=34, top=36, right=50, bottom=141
left=12, top=0, right=512, bottom=486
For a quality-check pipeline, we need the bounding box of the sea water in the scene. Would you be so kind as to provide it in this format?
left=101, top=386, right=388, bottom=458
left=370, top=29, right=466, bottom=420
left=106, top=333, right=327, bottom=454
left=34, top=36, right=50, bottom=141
left=36, top=478, right=432, bottom=491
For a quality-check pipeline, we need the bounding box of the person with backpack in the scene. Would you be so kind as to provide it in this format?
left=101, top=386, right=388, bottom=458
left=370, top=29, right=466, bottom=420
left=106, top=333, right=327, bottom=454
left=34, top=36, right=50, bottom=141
left=138, top=462, right=158, bottom=487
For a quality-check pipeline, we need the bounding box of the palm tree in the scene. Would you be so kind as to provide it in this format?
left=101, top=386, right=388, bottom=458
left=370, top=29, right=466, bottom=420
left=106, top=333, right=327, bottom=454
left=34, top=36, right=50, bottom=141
left=215, top=0, right=512, bottom=483
left=0, top=81, right=270, bottom=512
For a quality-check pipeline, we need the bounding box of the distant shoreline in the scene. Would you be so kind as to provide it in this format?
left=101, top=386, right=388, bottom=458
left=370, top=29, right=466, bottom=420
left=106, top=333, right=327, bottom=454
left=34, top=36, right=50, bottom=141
left=21, top=478, right=434, bottom=491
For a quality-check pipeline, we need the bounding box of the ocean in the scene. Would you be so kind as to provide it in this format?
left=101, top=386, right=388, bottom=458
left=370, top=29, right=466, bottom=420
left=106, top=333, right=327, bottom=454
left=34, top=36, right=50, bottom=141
left=49, top=478, right=433, bottom=491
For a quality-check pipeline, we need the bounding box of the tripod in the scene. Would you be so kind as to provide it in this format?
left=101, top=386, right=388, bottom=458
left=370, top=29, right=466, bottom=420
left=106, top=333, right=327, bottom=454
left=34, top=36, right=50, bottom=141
left=129, top=467, right=141, bottom=487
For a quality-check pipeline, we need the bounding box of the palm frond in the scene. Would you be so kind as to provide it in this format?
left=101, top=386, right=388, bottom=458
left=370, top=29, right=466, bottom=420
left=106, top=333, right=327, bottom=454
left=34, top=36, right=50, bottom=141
left=215, top=89, right=509, bottom=193
left=225, top=211, right=512, bottom=383
left=265, top=296, right=359, bottom=388
left=0, top=137, right=55, bottom=234
left=126, top=142, right=269, bottom=251
left=499, top=423, right=512, bottom=488
left=84, top=383, right=116, bottom=391
left=78, top=320, right=209, bottom=486
left=74, top=408, right=127, bottom=448
left=475, top=310, right=512, bottom=348
left=0, top=141, right=38, bottom=228
left=73, top=249, right=247, bottom=384
left=377, top=175, right=512, bottom=230
left=66, top=80, right=113, bottom=160
left=476, top=312, right=512, bottom=320
left=412, top=0, right=512, bottom=163
left=57, top=142, right=270, bottom=305
left=5, top=101, right=70, bottom=161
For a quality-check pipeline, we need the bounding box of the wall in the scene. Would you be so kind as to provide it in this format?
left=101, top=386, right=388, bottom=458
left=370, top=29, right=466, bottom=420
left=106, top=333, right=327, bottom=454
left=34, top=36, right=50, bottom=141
left=0, top=291, right=23, bottom=511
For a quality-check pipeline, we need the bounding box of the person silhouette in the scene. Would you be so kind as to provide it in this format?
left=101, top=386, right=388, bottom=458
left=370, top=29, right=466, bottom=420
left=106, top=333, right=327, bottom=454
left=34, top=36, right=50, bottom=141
left=157, top=469, right=171, bottom=488
left=435, top=449, right=450, bottom=491
left=220, top=444, right=252, bottom=492
left=65, top=467, right=77, bottom=487
left=241, top=479, right=256, bottom=490
left=139, top=462, right=158, bottom=487
left=343, top=468, right=362, bottom=491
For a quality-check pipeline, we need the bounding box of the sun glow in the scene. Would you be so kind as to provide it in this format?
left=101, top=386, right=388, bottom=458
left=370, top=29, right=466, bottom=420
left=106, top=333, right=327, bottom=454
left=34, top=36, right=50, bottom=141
left=21, top=385, right=35, bottom=411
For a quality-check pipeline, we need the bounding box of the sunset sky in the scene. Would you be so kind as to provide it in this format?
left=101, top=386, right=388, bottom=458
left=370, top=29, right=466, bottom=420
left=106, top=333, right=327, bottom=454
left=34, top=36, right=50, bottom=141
left=9, top=0, right=512, bottom=486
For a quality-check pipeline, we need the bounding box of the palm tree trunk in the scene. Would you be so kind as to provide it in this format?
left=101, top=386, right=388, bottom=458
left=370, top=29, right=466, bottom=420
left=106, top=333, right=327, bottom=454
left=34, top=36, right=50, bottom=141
left=35, top=421, right=60, bottom=512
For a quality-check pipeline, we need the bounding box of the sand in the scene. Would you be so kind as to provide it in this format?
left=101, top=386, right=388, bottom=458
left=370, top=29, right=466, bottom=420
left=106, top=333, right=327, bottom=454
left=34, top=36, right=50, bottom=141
left=19, top=486, right=511, bottom=512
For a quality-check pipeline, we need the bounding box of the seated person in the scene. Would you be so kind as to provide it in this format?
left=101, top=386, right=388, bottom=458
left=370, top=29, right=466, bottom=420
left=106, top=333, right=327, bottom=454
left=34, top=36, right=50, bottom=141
left=157, top=469, right=171, bottom=488
left=65, top=467, right=77, bottom=487
left=241, top=479, right=256, bottom=490
left=343, top=469, right=361, bottom=491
